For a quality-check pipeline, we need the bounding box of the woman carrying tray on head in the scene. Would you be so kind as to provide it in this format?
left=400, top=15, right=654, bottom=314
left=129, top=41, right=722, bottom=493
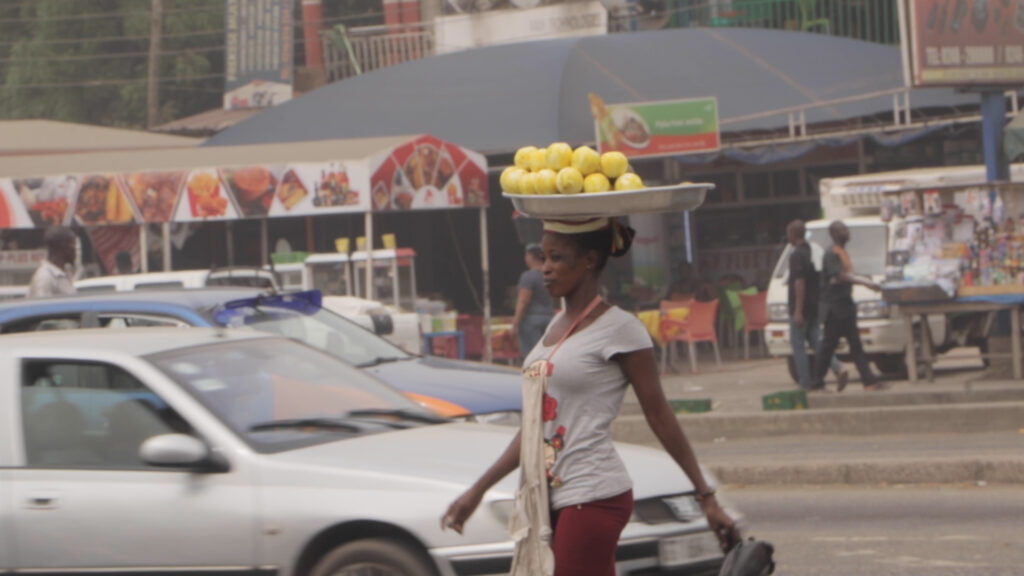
left=442, top=216, right=738, bottom=576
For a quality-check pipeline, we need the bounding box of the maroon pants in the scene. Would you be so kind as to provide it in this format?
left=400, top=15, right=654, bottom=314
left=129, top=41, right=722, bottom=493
left=550, top=490, right=634, bottom=576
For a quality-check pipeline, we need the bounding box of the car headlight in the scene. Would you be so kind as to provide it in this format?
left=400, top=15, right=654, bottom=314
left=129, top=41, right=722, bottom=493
left=460, top=411, right=522, bottom=427
left=768, top=303, right=790, bottom=323
left=857, top=300, right=890, bottom=320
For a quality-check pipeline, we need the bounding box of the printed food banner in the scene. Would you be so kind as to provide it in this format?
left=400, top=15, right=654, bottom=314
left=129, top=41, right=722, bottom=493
left=0, top=136, right=486, bottom=230
left=369, top=135, right=489, bottom=211
left=906, top=0, right=1024, bottom=86
left=591, top=94, right=721, bottom=159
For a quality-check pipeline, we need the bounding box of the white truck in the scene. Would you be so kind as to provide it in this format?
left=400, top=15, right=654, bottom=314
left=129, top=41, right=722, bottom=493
left=765, top=163, right=1024, bottom=382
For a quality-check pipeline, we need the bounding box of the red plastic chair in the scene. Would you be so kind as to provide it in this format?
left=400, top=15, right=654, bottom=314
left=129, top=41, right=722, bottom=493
left=490, top=330, right=521, bottom=365
left=457, top=314, right=484, bottom=360
left=660, top=299, right=721, bottom=374
left=739, top=291, right=769, bottom=360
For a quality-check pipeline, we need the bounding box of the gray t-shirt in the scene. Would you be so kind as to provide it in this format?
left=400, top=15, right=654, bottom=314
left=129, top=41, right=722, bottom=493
left=523, top=306, right=653, bottom=510
left=517, top=268, right=553, bottom=317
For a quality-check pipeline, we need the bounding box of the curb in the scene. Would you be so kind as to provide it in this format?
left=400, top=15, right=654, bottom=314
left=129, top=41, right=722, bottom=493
left=610, top=402, right=1024, bottom=444
left=807, top=388, right=1024, bottom=410
left=708, top=458, right=1024, bottom=486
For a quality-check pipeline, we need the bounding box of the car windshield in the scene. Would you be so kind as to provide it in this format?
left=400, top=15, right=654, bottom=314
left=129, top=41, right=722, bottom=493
left=209, top=300, right=411, bottom=367
left=148, top=339, right=426, bottom=452
left=773, top=223, right=888, bottom=279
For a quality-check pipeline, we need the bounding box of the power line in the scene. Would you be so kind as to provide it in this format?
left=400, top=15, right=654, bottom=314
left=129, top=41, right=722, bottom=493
left=0, top=4, right=222, bottom=24
left=2, top=72, right=224, bottom=89
left=0, top=28, right=225, bottom=47
left=0, top=44, right=226, bottom=64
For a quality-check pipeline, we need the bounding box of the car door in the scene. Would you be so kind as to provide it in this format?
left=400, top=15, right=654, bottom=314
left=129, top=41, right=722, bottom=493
left=7, top=356, right=259, bottom=573
left=0, top=353, right=14, bottom=572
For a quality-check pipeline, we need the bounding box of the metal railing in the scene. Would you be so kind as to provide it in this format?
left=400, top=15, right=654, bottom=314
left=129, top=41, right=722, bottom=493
left=321, top=23, right=435, bottom=82
left=320, top=0, right=898, bottom=82
left=610, top=0, right=900, bottom=45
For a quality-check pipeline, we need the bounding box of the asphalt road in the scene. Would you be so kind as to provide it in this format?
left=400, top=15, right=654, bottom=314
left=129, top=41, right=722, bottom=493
left=725, top=485, right=1024, bottom=575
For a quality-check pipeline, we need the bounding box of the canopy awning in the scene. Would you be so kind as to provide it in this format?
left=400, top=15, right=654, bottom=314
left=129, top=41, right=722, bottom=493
left=204, top=27, right=978, bottom=154
left=0, top=134, right=488, bottom=230
left=0, top=119, right=201, bottom=157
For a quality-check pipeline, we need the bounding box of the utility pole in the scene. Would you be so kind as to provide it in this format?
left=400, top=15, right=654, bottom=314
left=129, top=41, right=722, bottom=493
left=147, top=0, right=163, bottom=128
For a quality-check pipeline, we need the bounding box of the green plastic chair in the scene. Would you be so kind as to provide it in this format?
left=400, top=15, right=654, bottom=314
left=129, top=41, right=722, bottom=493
left=797, top=0, right=830, bottom=32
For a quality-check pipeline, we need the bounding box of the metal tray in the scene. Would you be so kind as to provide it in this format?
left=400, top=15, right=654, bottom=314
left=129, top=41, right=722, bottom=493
left=503, top=183, right=714, bottom=219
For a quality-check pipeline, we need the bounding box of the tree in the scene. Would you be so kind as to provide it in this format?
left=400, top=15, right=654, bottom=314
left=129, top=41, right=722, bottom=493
left=0, top=0, right=224, bottom=128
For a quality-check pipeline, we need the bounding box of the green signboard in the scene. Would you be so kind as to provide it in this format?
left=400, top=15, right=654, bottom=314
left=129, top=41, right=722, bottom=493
left=591, top=94, right=720, bottom=159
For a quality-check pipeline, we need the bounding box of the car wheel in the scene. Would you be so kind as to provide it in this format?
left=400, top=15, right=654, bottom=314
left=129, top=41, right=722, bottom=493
left=310, top=538, right=435, bottom=576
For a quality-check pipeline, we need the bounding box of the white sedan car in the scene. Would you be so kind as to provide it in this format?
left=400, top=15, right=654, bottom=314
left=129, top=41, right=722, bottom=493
left=0, top=329, right=728, bottom=576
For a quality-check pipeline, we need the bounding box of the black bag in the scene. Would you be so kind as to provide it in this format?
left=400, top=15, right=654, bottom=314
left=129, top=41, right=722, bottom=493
left=718, top=537, right=775, bottom=576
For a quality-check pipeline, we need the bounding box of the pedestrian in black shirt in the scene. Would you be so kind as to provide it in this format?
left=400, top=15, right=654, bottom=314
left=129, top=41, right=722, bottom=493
left=811, top=221, right=885, bottom=392
left=786, top=220, right=847, bottom=391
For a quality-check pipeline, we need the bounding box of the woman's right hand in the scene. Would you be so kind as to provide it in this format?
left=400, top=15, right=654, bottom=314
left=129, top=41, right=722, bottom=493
left=441, top=488, right=483, bottom=535
left=703, top=497, right=741, bottom=552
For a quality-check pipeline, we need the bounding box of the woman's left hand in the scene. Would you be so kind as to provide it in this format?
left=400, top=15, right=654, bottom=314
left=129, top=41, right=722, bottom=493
left=703, top=497, right=740, bottom=552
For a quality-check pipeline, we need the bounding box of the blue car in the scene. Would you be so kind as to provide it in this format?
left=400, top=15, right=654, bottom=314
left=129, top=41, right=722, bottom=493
left=0, top=288, right=521, bottom=424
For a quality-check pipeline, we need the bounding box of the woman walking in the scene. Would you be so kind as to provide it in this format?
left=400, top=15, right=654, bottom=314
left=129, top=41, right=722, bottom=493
left=442, top=217, right=737, bottom=576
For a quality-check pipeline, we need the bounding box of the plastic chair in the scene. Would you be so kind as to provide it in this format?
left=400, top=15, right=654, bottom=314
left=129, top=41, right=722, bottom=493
left=491, top=330, right=521, bottom=365
left=739, top=291, right=769, bottom=360
left=797, top=0, right=830, bottom=32
left=457, top=314, right=484, bottom=360
left=660, top=299, right=721, bottom=374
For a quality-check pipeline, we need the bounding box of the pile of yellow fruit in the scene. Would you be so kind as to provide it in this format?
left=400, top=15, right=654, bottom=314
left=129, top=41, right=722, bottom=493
left=501, top=143, right=645, bottom=196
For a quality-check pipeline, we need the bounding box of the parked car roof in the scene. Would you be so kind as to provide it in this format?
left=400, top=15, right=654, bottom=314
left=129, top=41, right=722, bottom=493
left=0, top=326, right=267, bottom=357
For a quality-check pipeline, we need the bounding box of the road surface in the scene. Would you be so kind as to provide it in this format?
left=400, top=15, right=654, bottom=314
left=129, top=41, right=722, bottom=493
left=726, top=484, right=1024, bottom=575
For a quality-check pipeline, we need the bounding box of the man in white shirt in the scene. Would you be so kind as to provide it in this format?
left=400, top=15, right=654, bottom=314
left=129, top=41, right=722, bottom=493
left=28, top=227, right=77, bottom=298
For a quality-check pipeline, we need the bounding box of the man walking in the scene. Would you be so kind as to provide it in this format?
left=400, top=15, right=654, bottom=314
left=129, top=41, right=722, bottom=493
left=811, top=221, right=884, bottom=392
left=28, top=227, right=77, bottom=298
left=511, top=243, right=554, bottom=358
left=786, top=220, right=847, bottom=392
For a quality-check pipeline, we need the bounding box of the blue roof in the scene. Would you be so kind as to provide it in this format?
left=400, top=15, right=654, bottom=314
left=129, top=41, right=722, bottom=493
left=205, top=28, right=975, bottom=153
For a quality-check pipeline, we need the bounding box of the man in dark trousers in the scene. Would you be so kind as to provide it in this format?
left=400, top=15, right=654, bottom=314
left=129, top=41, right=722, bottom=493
left=786, top=220, right=847, bottom=392
left=811, top=220, right=885, bottom=392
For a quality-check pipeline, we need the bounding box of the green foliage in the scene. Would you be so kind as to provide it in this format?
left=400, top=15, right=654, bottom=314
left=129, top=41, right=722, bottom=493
left=0, top=0, right=224, bottom=128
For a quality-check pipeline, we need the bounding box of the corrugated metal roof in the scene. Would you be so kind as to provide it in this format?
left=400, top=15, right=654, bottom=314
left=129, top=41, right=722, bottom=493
left=151, top=107, right=264, bottom=137
left=0, top=120, right=201, bottom=156
left=204, top=27, right=976, bottom=154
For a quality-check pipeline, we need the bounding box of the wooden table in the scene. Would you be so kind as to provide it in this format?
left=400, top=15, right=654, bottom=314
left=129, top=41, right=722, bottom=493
left=899, top=299, right=1022, bottom=383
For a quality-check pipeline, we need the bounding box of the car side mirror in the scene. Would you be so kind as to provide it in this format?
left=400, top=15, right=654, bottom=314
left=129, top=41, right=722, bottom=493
left=140, top=434, right=229, bottom=473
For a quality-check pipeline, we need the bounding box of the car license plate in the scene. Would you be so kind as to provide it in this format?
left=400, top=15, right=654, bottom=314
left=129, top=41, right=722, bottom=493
left=658, top=532, right=722, bottom=567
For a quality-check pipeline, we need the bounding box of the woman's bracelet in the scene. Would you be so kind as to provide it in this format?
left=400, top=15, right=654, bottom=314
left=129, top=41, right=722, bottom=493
left=695, top=489, right=717, bottom=504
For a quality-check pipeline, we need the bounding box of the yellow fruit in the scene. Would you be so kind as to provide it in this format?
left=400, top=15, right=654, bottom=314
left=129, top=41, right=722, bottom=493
left=600, top=152, right=629, bottom=179
left=614, top=173, right=644, bottom=191
left=500, top=167, right=527, bottom=194
left=518, top=172, right=538, bottom=195
left=535, top=169, right=558, bottom=195
left=546, top=142, right=573, bottom=171
left=528, top=148, right=547, bottom=172
left=583, top=173, right=611, bottom=193
left=556, top=167, right=584, bottom=195
left=572, top=146, right=601, bottom=176
left=514, top=146, right=537, bottom=170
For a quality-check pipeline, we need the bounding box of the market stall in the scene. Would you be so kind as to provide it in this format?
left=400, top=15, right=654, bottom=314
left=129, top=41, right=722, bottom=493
left=880, top=182, right=1024, bottom=381
left=0, top=133, right=496, bottom=358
